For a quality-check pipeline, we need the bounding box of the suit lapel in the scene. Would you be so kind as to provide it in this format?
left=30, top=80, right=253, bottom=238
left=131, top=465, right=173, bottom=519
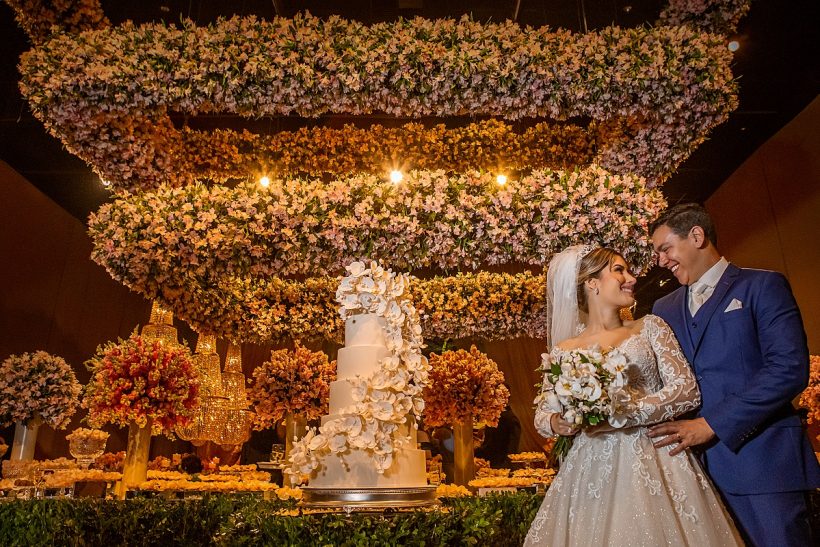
left=666, top=287, right=695, bottom=360
left=691, top=264, right=741, bottom=356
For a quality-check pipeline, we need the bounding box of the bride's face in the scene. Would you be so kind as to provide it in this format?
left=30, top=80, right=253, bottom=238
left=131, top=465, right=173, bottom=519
left=591, top=256, right=636, bottom=309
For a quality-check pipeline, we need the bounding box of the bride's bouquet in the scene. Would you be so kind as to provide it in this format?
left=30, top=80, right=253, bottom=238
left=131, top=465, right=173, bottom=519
left=537, top=346, right=631, bottom=458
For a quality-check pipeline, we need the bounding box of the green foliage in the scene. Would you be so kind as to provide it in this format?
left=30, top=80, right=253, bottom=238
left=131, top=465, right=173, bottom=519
left=0, top=493, right=544, bottom=546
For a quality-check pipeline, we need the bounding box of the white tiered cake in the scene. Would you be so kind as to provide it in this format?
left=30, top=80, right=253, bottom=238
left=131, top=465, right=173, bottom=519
left=308, top=313, right=427, bottom=488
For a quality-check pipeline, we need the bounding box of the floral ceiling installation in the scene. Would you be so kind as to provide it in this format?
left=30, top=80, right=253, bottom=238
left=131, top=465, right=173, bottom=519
left=89, top=166, right=664, bottom=279
left=88, top=166, right=664, bottom=341
left=5, top=0, right=109, bottom=45
left=175, top=120, right=597, bottom=182
left=132, top=271, right=547, bottom=345
left=659, top=0, right=751, bottom=35
left=19, top=13, right=737, bottom=190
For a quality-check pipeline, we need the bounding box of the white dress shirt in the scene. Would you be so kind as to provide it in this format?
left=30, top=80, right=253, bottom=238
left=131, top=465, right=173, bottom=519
left=688, top=257, right=729, bottom=316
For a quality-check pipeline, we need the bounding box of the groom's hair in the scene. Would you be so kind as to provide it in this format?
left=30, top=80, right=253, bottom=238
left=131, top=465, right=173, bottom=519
left=650, top=203, right=718, bottom=247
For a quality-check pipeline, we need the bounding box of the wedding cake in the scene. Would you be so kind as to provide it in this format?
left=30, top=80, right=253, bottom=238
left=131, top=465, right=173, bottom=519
left=307, top=312, right=427, bottom=488
left=292, top=261, right=434, bottom=506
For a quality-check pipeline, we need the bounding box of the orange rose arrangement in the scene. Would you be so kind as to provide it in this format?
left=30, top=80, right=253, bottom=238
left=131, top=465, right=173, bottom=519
left=422, top=346, right=509, bottom=427
left=248, top=343, right=336, bottom=429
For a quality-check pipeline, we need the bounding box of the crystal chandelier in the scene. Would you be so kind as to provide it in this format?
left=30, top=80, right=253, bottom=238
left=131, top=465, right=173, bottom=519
left=175, top=333, right=228, bottom=446
left=212, top=344, right=254, bottom=447
left=140, top=300, right=178, bottom=346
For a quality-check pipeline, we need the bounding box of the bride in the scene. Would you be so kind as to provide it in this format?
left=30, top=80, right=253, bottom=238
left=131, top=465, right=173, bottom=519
left=525, top=245, right=742, bottom=546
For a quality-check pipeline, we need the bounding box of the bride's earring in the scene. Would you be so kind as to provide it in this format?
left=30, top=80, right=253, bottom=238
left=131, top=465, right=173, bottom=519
left=595, top=287, right=599, bottom=295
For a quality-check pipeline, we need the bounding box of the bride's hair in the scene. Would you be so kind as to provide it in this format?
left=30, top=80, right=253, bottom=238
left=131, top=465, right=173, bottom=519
left=577, top=248, right=624, bottom=313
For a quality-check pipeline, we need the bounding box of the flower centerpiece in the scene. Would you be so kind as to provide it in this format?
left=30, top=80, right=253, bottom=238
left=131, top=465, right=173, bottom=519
left=537, top=346, right=631, bottom=458
left=0, top=351, right=81, bottom=461
left=0, top=351, right=82, bottom=430
left=84, top=332, right=199, bottom=490
left=286, top=261, right=429, bottom=481
left=83, top=332, right=199, bottom=436
left=249, top=343, right=336, bottom=430
left=422, top=345, right=509, bottom=485
left=422, top=346, right=510, bottom=429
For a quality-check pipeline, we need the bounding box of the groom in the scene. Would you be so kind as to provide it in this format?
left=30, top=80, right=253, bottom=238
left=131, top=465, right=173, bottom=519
left=647, top=203, right=820, bottom=546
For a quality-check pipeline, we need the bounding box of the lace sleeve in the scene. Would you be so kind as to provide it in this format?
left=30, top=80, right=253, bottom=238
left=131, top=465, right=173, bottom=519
left=612, top=316, right=701, bottom=428
left=533, top=351, right=563, bottom=437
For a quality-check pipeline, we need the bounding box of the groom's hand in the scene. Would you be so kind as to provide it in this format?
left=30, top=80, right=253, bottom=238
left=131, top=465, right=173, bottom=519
left=648, top=418, right=716, bottom=456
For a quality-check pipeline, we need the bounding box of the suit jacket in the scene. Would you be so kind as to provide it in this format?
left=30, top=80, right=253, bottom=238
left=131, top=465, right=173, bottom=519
left=653, top=263, right=820, bottom=495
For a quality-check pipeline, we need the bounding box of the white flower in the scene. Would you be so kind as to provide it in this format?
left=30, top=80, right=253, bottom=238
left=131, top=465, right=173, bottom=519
left=347, top=261, right=367, bottom=277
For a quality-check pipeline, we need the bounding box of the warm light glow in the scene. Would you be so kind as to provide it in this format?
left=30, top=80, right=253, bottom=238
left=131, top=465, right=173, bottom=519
left=259, top=176, right=271, bottom=188
left=389, top=170, right=404, bottom=184
left=727, top=41, right=740, bottom=52
left=496, top=174, right=508, bottom=186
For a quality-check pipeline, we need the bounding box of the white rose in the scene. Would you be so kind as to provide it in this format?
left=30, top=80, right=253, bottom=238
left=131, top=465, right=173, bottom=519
left=347, top=261, right=367, bottom=276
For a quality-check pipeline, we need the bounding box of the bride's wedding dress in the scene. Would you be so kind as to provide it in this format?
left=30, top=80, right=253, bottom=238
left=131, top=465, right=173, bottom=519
left=525, top=315, right=742, bottom=546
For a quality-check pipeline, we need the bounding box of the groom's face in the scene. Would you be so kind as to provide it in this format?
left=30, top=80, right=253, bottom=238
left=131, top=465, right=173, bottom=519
left=651, top=224, right=699, bottom=286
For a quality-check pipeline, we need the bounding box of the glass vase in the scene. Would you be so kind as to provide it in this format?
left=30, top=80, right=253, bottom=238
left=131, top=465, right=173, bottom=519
left=284, top=413, right=307, bottom=461
left=10, top=416, right=42, bottom=461
left=453, top=417, right=475, bottom=486
left=117, top=420, right=152, bottom=499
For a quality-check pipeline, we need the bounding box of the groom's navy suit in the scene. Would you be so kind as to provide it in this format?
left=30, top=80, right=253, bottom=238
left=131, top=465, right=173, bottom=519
left=654, top=263, right=820, bottom=546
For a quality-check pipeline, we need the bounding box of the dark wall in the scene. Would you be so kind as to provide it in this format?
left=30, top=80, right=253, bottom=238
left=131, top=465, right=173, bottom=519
left=706, top=97, right=820, bottom=353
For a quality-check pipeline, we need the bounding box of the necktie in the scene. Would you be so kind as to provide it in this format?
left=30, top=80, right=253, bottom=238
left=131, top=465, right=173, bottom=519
left=689, top=282, right=709, bottom=315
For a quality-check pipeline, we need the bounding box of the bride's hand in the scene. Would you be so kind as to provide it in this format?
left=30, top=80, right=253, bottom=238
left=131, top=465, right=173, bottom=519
left=550, top=414, right=579, bottom=436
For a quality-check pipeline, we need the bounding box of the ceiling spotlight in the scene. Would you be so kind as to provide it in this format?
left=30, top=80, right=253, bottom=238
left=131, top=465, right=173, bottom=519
left=259, top=176, right=271, bottom=188
left=496, top=174, right=508, bottom=186
left=727, top=41, right=740, bottom=52
left=389, top=170, right=404, bottom=184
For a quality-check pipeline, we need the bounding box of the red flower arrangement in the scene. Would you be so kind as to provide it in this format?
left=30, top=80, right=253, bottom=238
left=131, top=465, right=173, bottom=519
left=422, top=346, right=510, bottom=428
left=83, top=333, right=199, bottom=437
left=248, top=342, right=336, bottom=429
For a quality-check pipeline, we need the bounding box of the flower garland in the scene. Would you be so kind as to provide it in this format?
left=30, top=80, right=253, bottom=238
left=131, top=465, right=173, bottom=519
left=422, top=346, right=509, bottom=428
left=5, top=0, right=109, bottom=44
left=88, top=165, right=664, bottom=282
left=175, top=120, right=596, bottom=182
left=248, top=343, right=336, bottom=429
left=0, top=351, right=81, bottom=429
left=83, top=332, right=200, bottom=437
left=287, top=261, right=429, bottom=480
left=798, top=355, right=820, bottom=427
left=132, top=270, right=548, bottom=345
left=19, top=14, right=736, bottom=190
left=659, top=0, right=752, bottom=35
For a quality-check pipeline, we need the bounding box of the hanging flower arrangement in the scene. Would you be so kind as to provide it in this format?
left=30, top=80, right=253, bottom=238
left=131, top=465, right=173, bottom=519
left=5, top=0, right=109, bottom=45
left=172, top=119, right=597, bottom=183
left=422, top=346, right=510, bottom=428
left=659, top=0, right=751, bottom=35
left=19, top=13, right=737, bottom=190
left=249, top=343, right=336, bottom=429
left=0, top=351, right=81, bottom=429
left=89, top=167, right=663, bottom=280
left=83, top=333, right=200, bottom=437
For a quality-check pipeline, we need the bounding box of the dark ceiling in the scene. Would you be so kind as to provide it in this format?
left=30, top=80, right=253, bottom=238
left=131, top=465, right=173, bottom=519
left=1, top=0, right=818, bottom=311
